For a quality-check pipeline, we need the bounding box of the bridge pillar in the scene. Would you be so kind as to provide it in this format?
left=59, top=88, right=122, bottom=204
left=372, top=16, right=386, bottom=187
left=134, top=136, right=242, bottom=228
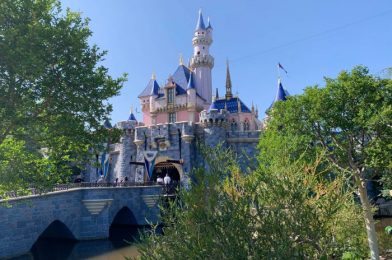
left=78, top=198, right=113, bottom=240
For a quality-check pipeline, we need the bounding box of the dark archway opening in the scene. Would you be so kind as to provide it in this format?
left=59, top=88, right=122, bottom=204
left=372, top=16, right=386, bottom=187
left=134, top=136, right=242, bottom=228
left=30, top=220, right=76, bottom=259
left=152, top=162, right=180, bottom=183
left=109, top=207, right=140, bottom=248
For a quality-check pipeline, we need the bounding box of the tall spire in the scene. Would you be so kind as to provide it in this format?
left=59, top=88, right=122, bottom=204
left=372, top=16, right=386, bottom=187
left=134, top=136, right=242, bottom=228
left=179, top=53, right=184, bottom=65
left=207, top=17, right=212, bottom=29
left=195, top=9, right=206, bottom=30
left=225, top=60, right=233, bottom=100
left=215, top=88, right=219, bottom=100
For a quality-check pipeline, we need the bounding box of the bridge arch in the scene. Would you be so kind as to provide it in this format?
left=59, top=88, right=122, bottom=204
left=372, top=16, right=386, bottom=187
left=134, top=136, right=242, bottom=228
left=110, top=206, right=138, bottom=227
left=109, top=206, right=140, bottom=245
left=31, top=220, right=76, bottom=259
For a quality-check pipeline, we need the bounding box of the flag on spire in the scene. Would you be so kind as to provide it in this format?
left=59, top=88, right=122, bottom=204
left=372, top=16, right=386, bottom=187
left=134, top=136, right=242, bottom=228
left=278, top=63, right=288, bottom=74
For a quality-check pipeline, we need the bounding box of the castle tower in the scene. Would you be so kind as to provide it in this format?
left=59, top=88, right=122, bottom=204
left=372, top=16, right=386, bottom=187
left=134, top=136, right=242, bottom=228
left=190, top=10, right=214, bottom=106
left=113, top=108, right=138, bottom=182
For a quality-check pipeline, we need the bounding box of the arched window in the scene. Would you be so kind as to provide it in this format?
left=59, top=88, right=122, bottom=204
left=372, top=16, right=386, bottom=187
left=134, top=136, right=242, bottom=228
left=231, top=119, right=237, bottom=131
left=243, top=120, right=250, bottom=131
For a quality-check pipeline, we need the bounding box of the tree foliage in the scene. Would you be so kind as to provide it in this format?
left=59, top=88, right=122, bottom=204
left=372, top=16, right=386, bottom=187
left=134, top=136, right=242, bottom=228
left=0, top=0, right=125, bottom=197
left=259, top=66, right=391, bottom=259
left=138, top=145, right=367, bottom=259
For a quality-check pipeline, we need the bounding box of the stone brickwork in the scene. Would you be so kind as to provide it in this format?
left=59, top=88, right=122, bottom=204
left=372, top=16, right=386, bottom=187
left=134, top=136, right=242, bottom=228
left=0, top=186, right=161, bottom=258
left=87, top=119, right=262, bottom=184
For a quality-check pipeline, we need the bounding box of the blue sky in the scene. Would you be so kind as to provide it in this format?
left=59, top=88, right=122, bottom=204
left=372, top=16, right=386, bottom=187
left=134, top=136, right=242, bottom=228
left=60, top=0, right=392, bottom=124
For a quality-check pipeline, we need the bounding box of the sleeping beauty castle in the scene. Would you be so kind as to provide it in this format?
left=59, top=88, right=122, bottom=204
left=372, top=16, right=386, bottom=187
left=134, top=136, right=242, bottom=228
left=84, top=10, right=289, bottom=185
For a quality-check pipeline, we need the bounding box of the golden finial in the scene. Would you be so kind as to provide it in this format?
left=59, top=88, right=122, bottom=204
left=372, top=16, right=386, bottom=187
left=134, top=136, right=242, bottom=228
left=151, top=72, right=156, bottom=80
left=179, top=53, right=184, bottom=65
left=130, top=104, right=134, bottom=114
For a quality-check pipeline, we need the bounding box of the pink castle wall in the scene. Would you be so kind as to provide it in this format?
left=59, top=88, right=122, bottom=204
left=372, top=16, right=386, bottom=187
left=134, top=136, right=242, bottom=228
left=156, top=113, right=167, bottom=124
left=177, top=110, right=188, bottom=122
left=143, top=111, right=151, bottom=126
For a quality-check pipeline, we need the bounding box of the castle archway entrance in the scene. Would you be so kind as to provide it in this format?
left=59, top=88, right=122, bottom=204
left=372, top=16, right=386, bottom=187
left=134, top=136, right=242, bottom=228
left=152, top=162, right=180, bottom=184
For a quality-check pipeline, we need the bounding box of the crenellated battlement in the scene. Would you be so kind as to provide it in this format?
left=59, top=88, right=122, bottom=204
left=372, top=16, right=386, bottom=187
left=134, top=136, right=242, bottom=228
left=199, top=108, right=229, bottom=127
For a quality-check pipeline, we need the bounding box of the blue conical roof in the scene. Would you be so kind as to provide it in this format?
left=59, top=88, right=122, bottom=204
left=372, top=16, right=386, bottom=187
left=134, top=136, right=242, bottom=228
left=265, top=78, right=289, bottom=113
left=208, top=101, right=218, bottom=112
left=206, top=17, right=212, bottom=29
left=195, top=10, right=206, bottom=30
left=128, top=112, right=137, bottom=121
left=187, top=72, right=195, bottom=89
left=275, top=78, right=287, bottom=102
left=103, top=119, right=112, bottom=129
left=138, top=78, right=160, bottom=98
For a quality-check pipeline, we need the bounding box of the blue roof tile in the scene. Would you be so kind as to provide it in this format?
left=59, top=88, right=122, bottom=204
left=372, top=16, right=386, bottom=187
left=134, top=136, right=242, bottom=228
left=208, top=101, right=218, bottom=111
left=172, top=65, right=191, bottom=95
left=138, top=79, right=160, bottom=98
left=187, top=71, right=195, bottom=89
left=265, top=79, right=289, bottom=113
left=275, top=79, right=287, bottom=101
left=128, top=112, right=137, bottom=121
left=195, top=10, right=206, bottom=30
left=206, top=17, right=212, bottom=29
left=103, top=119, right=112, bottom=129
left=213, top=97, right=252, bottom=113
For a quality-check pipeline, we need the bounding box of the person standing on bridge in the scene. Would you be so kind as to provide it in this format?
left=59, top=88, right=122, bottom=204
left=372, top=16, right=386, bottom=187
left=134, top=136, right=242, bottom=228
left=164, top=174, right=171, bottom=185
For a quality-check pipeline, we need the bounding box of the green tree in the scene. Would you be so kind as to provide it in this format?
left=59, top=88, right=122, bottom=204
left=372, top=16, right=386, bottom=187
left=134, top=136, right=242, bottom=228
left=259, top=66, right=392, bottom=259
left=0, top=0, right=125, bottom=196
left=138, top=145, right=367, bottom=259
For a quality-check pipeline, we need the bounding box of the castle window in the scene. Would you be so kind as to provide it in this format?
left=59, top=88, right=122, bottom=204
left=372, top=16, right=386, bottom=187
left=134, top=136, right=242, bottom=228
left=197, top=51, right=200, bottom=55
left=231, top=119, right=237, bottom=131
left=169, top=112, right=176, bottom=123
left=244, top=120, right=250, bottom=131
left=167, top=88, right=175, bottom=104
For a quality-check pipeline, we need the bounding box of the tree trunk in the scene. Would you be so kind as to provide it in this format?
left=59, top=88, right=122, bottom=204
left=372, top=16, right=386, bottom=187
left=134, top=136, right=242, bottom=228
left=357, top=176, right=380, bottom=260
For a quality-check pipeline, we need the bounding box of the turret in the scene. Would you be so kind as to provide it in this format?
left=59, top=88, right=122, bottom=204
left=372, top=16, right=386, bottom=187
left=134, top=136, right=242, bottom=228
left=190, top=9, right=214, bottom=105
left=113, top=107, right=138, bottom=183
left=200, top=102, right=228, bottom=148
left=128, top=106, right=137, bottom=123
left=275, top=78, right=287, bottom=102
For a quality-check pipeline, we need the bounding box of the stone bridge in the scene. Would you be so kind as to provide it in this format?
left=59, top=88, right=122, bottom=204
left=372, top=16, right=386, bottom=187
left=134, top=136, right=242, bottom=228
left=0, top=185, right=163, bottom=258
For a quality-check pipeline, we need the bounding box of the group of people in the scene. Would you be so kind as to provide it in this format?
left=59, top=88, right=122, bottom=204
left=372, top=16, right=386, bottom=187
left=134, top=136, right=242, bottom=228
left=157, top=174, right=171, bottom=185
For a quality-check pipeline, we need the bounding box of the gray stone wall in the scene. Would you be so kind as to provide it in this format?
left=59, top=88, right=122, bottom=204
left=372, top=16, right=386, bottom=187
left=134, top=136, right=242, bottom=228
left=88, top=120, right=261, bottom=184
